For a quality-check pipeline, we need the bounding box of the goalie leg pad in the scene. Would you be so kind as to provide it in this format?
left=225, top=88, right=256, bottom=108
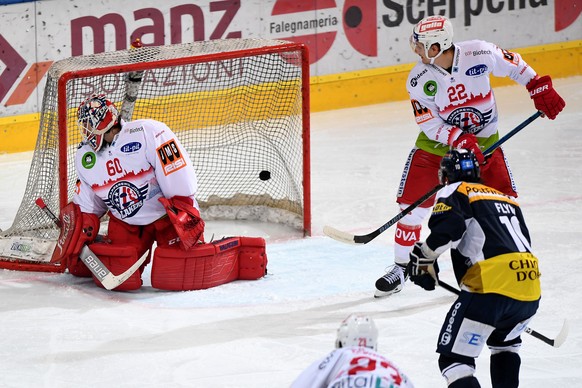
left=151, top=237, right=240, bottom=291
left=151, top=237, right=267, bottom=290
left=88, top=243, right=143, bottom=291
left=238, top=237, right=268, bottom=280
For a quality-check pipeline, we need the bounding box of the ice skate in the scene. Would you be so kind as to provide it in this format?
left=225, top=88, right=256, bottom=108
left=374, top=263, right=408, bottom=298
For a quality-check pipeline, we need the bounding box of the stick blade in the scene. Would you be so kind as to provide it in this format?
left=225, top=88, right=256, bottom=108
left=553, top=319, right=569, bottom=348
left=323, top=225, right=357, bottom=245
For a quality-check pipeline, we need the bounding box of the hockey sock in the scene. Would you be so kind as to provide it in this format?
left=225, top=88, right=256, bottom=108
left=490, top=351, right=520, bottom=388
left=394, top=222, right=421, bottom=263
left=448, top=376, right=481, bottom=388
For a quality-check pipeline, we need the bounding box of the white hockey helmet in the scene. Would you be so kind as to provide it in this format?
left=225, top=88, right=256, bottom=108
left=335, top=314, right=378, bottom=351
left=410, top=15, right=454, bottom=62
left=77, top=93, right=119, bottom=152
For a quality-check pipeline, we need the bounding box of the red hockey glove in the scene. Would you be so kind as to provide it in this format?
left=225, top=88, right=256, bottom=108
left=159, top=196, right=205, bottom=250
left=526, top=75, right=565, bottom=120
left=51, top=202, right=100, bottom=266
left=452, top=133, right=485, bottom=165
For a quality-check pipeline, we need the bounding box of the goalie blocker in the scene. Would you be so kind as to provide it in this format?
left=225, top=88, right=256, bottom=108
left=75, top=237, right=267, bottom=291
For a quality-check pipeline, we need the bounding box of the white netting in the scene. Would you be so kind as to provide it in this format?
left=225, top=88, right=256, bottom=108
left=0, top=38, right=309, bottom=269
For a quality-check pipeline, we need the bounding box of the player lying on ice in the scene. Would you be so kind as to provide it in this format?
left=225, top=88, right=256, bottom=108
left=52, top=93, right=267, bottom=291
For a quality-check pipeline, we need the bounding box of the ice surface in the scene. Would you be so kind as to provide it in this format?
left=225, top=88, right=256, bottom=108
left=0, top=77, right=580, bottom=387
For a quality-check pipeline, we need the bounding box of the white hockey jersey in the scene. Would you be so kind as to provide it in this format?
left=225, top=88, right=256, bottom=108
left=407, top=40, right=537, bottom=156
left=290, top=346, right=414, bottom=388
left=73, top=118, right=198, bottom=225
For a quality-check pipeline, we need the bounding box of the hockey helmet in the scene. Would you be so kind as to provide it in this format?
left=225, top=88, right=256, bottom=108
left=410, top=16, right=454, bottom=62
left=77, top=94, right=119, bottom=152
left=335, top=314, right=378, bottom=351
left=439, top=148, right=481, bottom=185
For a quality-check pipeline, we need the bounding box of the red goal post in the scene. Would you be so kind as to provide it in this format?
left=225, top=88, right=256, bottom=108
left=0, top=38, right=310, bottom=272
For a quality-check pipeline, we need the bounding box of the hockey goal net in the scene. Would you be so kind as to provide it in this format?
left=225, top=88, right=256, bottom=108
left=0, top=38, right=310, bottom=272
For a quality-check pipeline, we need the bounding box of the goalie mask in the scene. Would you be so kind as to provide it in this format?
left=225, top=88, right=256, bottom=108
left=77, top=94, right=119, bottom=152
left=439, top=148, right=481, bottom=185
left=335, top=314, right=378, bottom=351
left=410, top=16, right=454, bottom=64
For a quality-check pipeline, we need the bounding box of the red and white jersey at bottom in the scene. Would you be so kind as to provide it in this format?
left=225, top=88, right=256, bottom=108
left=291, top=346, right=414, bottom=388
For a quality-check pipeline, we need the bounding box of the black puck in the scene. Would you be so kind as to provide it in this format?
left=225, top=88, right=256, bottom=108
left=259, top=170, right=271, bottom=181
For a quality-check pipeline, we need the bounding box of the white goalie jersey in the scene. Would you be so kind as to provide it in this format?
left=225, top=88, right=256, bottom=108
left=73, top=118, right=199, bottom=225
left=290, top=346, right=414, bottom=388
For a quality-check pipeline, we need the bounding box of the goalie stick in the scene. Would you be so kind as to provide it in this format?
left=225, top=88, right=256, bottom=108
left=438, top=279, right=569, bottom=348
left=323, top=111, right=543, bottom=245
left=120, top=38, right=144, bottom=121
left=35, top=198, right=147, bottom=291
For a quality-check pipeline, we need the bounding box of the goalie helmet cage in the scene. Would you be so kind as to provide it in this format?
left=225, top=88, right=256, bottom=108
left=0, top=38, right=310, bottom=273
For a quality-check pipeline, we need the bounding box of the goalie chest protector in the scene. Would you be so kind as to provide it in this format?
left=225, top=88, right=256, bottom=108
left=151, top=236, right=267, bottom=291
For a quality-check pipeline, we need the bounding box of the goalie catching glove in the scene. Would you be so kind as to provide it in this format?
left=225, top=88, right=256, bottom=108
left=159, top=196, right=205, bottom=250
left=407, top=242, right=440, bottom=291
left=526, top=75, right=565, bottom=120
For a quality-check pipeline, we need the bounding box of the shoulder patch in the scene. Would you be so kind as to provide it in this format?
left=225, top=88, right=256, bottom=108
left=411, top=99, right=434, bottom=124
left=156, top=139, right=186, bottom=176
left=432, top=202, right=452, bottom=214
left=81, top=152, right=96, bottom=169
left=423, top=80, right=437, bottom=96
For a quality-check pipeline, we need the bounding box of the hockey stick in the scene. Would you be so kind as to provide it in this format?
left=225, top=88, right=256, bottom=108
left=35, top=198, right=147, bottom=291
left=439, top=279, right=569, bottom=348
left=120, top=38, right=144, bottom=121
left=323, top=111, right=543, bottom=244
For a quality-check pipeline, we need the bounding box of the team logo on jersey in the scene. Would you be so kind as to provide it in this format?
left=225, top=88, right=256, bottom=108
left=105, top=181, right=149, bottom=219
left=157, top=139, right=186, bottom=176
left=81, top=152, right=96, bottom=169
left=423, top=80, right=437, bottom=96
left=120, top=142, right=142, bottom=153
left=465, top=64, right=488, bottom=77
left=447, top=107, right=493, bottom=134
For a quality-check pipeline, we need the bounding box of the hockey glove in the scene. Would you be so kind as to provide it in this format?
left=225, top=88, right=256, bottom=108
left=159, top=196, right=205, bottom=250
left=407, top=242, right=440, bottom=291
left=526, top=75, right=565, bottom=120
left=452, top=133, right=485, bottom=165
